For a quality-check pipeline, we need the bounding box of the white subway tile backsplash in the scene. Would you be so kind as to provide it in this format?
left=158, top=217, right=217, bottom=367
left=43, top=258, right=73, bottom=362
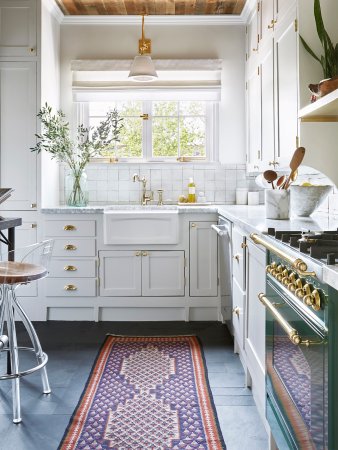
left=60, top=163, right=262, bottom=205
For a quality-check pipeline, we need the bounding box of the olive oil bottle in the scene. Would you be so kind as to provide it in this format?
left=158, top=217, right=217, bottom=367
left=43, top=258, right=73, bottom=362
left=188, top=177, right=196, bottom=203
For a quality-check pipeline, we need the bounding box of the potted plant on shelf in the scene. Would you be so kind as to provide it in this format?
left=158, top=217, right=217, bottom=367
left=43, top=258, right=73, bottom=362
left=31, top=104, right=124, bottom=207
left=300, top=0, right=338, bottom=101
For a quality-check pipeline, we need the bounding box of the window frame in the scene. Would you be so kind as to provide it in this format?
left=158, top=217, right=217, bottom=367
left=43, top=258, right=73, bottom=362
left=75, top=100, right=219, bottom=163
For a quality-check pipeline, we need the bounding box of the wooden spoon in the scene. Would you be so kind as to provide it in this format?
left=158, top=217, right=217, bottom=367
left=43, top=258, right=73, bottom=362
left=276, top=175, right=286, bottom=189
left=284, top=147, right=306, bottom=189
left=263, top=170, right=278, bottom=189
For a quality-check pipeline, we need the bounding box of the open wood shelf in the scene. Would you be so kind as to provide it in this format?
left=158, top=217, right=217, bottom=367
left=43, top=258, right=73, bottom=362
left=299, top=89, right=338, bottom=122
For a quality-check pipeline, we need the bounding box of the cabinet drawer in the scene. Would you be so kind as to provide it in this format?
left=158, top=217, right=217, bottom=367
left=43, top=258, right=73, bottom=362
left=52, top=239, right=96, bottom=257
left=232, top=226, right=246, bottom=290
left=49, top=259, right=97, bottom=278
left=232, top=278, right=246, bottom=350
left=46, top=278, right=97, bottom=297
left=44, top=220, right=96, bottom=237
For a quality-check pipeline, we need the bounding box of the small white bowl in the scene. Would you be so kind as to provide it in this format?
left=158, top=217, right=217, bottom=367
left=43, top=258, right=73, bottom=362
left=290, top=185, right=333, bottom=216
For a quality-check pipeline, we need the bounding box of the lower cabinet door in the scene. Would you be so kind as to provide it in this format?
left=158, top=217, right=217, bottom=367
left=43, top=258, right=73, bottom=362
left=232, top=277, right=246, bottom=350
left=142, top=251, right=185, bottom=297
left=189, top=221, right=218, bottom=297
left=100, top=250, right=142, bottom=297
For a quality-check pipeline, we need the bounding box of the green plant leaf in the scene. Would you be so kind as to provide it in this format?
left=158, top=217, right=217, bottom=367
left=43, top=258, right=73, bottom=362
left=299, top=35, right=321, bottom=63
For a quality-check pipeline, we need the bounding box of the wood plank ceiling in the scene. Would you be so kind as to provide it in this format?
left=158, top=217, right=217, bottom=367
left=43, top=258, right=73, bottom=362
left=56, top=0, right=246, bottom=15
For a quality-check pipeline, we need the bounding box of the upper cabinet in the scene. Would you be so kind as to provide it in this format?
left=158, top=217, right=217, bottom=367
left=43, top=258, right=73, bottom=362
left=0, top=61, right=37, bottom=210
left=246, top=1, right=298, bottom=171
left=0, top=0, right=37, bottom=57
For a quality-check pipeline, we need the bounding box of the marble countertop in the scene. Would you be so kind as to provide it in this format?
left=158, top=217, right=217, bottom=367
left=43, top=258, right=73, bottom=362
left=41, top=204, right=219, bottom=214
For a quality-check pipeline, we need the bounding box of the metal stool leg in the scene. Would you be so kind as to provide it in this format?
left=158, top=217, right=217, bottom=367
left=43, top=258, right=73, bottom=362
left=11, top=288, right=51, bottom=394
left=4, top=285, right=21, bottom=423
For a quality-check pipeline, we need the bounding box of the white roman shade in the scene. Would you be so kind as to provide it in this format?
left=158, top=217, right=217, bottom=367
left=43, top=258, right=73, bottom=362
left=71, top=59, right=222, bottom=102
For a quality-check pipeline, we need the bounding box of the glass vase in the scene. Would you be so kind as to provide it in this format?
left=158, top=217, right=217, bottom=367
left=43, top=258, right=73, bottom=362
left=65, top=169, right=89, bottom=207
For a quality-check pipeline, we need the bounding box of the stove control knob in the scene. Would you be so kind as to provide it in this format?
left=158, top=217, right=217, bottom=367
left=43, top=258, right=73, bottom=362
left=301, top=284, right=312, bottom=302
left=266, top=265, right=272, bottom=274
left=303, top=289, right=322, bottom=311
left=277, top=268, right=288, bottom=282
left=288, top=282, right=297, bottom=293
left=289, top=272, right=298, bottom=283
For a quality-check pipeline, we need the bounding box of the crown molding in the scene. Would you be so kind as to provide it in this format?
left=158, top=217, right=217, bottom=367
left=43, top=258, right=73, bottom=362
left=42, top=0, right=64, bottom=23
left=61, top=14, right=246, bottom=26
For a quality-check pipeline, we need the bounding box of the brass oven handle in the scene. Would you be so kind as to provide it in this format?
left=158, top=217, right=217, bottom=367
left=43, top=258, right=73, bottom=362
left=250, top=233, right=316, bottom=277
left=258, top=293, right=302, bottom=345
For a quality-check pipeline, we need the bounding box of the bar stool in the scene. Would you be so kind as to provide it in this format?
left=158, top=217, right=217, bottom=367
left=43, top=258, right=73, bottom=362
left=0, top=240, right=54, bottom=423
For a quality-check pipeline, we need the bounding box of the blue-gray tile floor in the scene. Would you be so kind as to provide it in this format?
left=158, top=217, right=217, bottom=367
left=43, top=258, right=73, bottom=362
left=0, top=321, right=268, bottom=450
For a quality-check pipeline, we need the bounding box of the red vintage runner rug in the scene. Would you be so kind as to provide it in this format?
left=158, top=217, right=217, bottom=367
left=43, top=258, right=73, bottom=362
left=59, top=335, right=226, bottom=450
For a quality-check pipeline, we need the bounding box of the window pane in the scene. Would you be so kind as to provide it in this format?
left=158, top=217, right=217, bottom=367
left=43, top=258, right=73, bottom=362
left=179, top=117, right=206, bottom=157
left=118, top=117, right=142, bottom=158
left=153, top=101, right=178, bottom=116
left=179, top=101, right=206, bottom=116
left=89, top=102, right=114, bottom=116
left=152, top=118, right=178, bottom=157
left=118, top=101, right=142, bottom=116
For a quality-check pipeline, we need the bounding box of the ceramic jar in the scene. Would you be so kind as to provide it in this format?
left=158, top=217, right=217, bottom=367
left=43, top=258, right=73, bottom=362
left=265, top=189, right=290, bottom=219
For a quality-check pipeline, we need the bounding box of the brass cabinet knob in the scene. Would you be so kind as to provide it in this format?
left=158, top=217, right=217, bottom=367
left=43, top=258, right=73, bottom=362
left=64, top=265, right=77, bottom=271
left=142, top=252, right=148, bottom=257
left=191, top=223, right=196, bottom=228
left=64, top=284, right=77, bottom=291
left=135, top=251, right=141, bottom=257
left=241, top=242, right=248, bottom=249
left=31, top=203, right=37, bottom=208
left=233, top=254, right=240, bottom=262
left=64, top=244, right=77, bottom=251
left=232, top=306, right=240, bottom=316
left=64, top=225, right=77, bottom=231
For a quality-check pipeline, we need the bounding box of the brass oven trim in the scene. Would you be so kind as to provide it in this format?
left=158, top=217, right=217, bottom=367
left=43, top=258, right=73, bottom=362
left=250, top=233, right=316, bottom=277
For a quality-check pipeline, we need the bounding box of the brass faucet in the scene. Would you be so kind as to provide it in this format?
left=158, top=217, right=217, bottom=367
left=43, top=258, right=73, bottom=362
left=132, top=173, right=153, bottom=205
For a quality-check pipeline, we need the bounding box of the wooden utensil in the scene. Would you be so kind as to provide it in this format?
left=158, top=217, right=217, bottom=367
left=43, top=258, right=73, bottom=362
left=276, top=175, right=286, bottom=189
left=263, top=170, right=278, bottom=189
left=284, top=147, right=306, bottom=189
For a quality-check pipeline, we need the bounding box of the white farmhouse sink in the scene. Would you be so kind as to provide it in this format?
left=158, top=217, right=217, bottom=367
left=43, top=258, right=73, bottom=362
left=103, top=207, right=179, bottom=245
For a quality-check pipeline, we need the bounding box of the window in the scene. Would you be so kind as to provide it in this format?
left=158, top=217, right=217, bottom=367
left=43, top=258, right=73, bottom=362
left=84, top=100, right=217, bottom=162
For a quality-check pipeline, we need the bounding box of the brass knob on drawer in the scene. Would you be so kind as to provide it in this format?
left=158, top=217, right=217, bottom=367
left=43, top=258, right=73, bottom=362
left=64, top=284, right=77, bottom=291
left=232, top=306, right=240, bottom=316
left=142, top=252, right=148, bottom=257
left=64, top=225, right=77, bottom=231
left=64, top=244, right=77, bottom=251
left=64, top=265, right=77, bottom=271
left=135, top=251, right=141, bottom=257
left=191, top=223, right=196, bottom=228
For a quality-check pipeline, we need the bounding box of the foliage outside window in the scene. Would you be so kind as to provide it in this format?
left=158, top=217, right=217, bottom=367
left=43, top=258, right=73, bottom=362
left=86, top=100, right=215, bottom=162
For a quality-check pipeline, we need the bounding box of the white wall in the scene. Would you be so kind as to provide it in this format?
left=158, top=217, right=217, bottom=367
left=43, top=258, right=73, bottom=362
left=59, top=23, right=246, bottom=164
left=40, top=0, right=61, bottom=207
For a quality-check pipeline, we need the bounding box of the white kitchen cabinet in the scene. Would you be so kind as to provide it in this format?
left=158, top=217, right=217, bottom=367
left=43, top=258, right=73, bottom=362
left=0, top=61, right=37, bottom=210
left=100, top=250, right=185, bottom=297
left=274, top=10, right=299, bottom=164
left=245, top=239, right=266, bottom=417
left=247, top=4, right=259, bottom=60
left=232, top=277, right=246, bottom=352
left=189, top=221, right=218, bottom=297
left=246, top=1, right=298, bottom=171
left=247, top=64, right=261, bottom=168
left=0, top=0, right=37, bottom=57
left=142, top=251, right=185, bottom=297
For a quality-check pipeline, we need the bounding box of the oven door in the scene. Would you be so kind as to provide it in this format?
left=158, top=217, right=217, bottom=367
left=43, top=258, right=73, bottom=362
left=263, top=280, right=328, bottom=450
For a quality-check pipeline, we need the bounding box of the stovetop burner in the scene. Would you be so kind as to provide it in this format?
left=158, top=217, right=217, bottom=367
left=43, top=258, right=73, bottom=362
left=267, top=228, right=338, bottom=264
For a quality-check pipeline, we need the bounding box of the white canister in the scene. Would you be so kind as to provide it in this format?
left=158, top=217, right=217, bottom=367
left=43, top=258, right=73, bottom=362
left=265, top=189, right=290, bottom=219
left=248, top=191, right=260, bottom=206
left=236, top=188, right=248, bottom=205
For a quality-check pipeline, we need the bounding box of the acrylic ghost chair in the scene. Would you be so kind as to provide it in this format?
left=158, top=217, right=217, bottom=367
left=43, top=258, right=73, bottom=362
left=0, top=240, right=54, bottom=423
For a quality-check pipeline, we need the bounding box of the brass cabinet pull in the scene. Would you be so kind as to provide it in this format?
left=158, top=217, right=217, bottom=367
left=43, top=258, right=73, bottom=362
left=135, top=251, right=141, bottom=257
left=31, top=203, right=37, bottom=208
left=191, top=223, right=196, bottom=228
left=64, top=284, right=77, bottom=291
left=64, top=225, right=77, bottom=231
left=232, top=306, right=240, bottom=316
left=251, top=233, right=316, bottom=277
left=258, top=293, right=301, bottom=345
left=64, top=244, right=77, bottom=251
left=233, top=254, right=240, bottom=262
left=268, top=160, right=279, bottom=167
left=267, top=19, right=277, bottom=29
left=142, top=252, right=148, bottom=257
left=64, top=265, right=77, bottom=271
left=241, top=242, right=248, bottom=249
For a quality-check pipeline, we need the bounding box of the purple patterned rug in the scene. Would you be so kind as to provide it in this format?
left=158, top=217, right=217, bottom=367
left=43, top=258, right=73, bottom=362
left=59, top=335, right=226, bottom=450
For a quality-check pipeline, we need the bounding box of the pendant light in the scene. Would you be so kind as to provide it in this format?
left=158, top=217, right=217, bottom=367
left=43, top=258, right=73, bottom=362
left=128, top=15, right=158, bottom=82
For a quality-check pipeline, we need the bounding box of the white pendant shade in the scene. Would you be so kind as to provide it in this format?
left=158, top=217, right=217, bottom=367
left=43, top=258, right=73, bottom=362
left=128, top=55, right=158, bottom=82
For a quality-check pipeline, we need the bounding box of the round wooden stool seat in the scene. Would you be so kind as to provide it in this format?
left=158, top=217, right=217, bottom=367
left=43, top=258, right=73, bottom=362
left=0, top=261, right=47, bottom=285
